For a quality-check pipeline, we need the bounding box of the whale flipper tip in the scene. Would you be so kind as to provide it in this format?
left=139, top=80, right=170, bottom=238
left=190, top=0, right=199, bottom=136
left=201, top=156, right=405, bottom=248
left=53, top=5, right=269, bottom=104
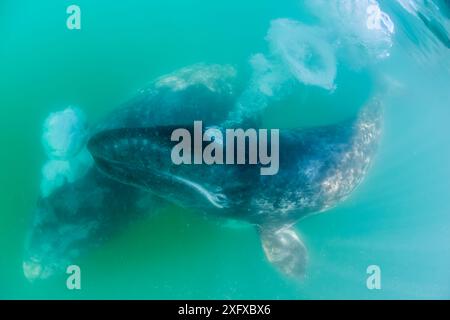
left=259, top=225, right=308, bottom=279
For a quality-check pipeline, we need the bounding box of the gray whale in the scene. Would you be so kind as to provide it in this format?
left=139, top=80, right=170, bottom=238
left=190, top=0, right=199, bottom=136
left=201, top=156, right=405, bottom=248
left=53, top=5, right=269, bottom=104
left=87, top=64, right=383, bottom=278
left=24, top=64, right=382, bottom=280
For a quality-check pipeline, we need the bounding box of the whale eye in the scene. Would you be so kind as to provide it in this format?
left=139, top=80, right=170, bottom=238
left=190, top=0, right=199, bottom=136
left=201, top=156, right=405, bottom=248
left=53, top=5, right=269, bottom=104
left=214, top=193, right=229, bottom=208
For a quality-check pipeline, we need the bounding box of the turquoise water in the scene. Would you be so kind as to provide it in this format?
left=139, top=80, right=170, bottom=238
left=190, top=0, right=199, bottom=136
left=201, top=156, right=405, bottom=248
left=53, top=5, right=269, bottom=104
left=1, top=0, right=450, bottom=299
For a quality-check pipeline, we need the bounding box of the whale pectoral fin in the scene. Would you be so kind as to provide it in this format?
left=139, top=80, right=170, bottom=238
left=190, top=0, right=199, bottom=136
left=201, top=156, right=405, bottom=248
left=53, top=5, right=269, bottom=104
left=258, top=225, right=308, bottom=279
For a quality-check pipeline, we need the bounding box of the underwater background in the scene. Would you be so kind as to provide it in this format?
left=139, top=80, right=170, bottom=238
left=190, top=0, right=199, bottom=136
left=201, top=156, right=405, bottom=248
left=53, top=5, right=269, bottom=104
left=0, top=0, right=449, bottom=299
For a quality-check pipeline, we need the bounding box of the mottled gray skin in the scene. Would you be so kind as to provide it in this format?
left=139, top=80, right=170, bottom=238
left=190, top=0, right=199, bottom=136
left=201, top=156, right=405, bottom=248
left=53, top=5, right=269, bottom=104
left=87, top=65, right=383, bottom=278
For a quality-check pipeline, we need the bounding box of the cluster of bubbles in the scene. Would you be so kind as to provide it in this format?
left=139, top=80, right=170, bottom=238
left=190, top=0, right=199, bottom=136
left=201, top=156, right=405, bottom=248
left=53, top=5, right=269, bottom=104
left=40, top=107, right=92, bottom=197
left=230, top=0, right=395, bottom=124
left=308, top=0, right=395, bottom=60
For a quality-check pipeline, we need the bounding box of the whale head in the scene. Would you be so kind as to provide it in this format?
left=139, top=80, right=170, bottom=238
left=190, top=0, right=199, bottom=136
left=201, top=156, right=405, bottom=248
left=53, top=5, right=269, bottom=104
left=87, top=125, right=233, bottom=212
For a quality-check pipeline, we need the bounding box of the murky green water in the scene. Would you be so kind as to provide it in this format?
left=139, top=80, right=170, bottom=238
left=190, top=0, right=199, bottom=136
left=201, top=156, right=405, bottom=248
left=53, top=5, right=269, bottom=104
left=1, top=0, right=449, bottom=299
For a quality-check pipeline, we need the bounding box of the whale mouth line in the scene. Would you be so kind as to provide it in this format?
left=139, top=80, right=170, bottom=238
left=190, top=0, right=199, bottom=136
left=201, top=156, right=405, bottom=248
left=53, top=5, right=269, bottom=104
left=120, top=164, right=228, bottom=209
left=90, top=147, right=228, bottom=209
left=170, top=175, right=229, bottom=209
